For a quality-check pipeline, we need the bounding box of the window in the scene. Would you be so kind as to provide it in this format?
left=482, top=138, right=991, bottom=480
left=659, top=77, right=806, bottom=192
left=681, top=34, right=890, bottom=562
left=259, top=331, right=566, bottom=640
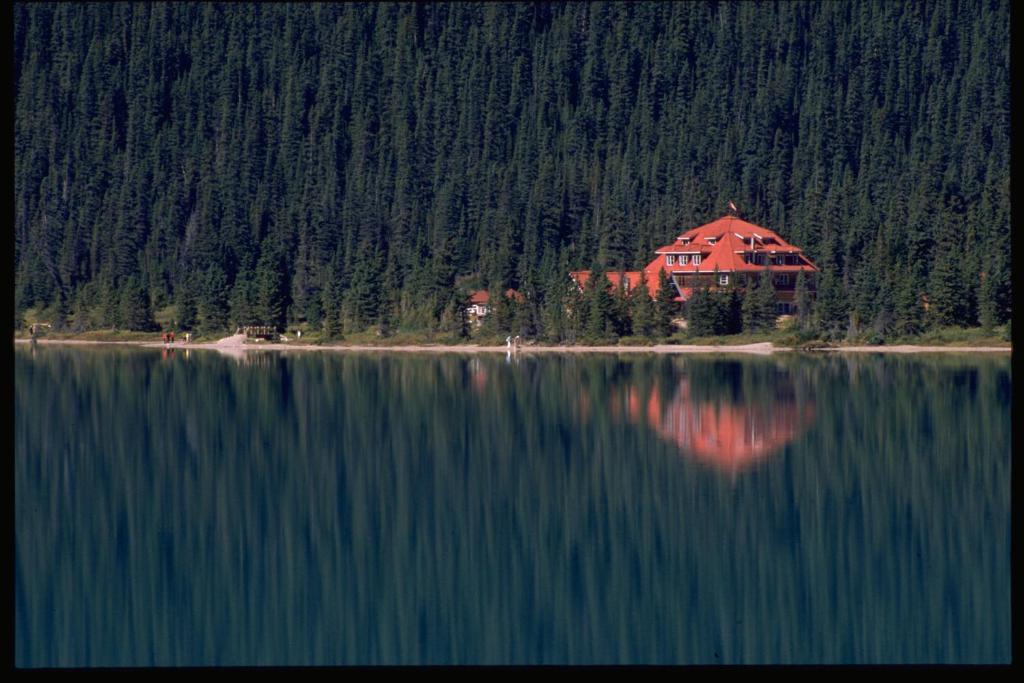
left=680, top=255, right=689, bottom=265
left=666, top=255, right=675, bottom=266
left=776, top=274, right=790, bottom=286
left=719, top=274, right=729, bottom=286
left=707, top=238, right=717, bottom=245
left=693, top=254, right=701, bottom=265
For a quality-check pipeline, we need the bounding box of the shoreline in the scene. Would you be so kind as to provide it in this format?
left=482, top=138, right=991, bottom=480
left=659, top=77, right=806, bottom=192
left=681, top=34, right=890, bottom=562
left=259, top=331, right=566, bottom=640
left=13, top=338, right=1012, bottom=354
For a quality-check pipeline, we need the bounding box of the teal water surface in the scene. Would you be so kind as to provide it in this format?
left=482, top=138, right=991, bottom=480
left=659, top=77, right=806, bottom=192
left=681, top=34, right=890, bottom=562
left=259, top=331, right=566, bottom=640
left=15, top=346, right=1011, bottom=665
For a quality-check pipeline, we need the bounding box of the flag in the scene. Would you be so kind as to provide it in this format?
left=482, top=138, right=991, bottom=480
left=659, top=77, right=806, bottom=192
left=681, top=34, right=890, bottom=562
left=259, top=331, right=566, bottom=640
left=728, top=200, right=738, bottom=213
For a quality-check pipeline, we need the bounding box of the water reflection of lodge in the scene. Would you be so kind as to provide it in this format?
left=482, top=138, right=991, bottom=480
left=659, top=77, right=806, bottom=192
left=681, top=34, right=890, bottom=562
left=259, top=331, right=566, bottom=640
left=600, top=372, right=815, bottom=475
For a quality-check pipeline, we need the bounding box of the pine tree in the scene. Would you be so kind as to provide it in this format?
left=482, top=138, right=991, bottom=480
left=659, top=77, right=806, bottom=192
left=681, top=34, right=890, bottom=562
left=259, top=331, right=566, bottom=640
left=742, top=269, right=777, bottom=332
left=119, top=275, right=157, bottom=331
left=177, top=281, right=198, bottom=331
left=198, top=265, right=230, bottom=334
left=486, top=284, right=514, bottom=337
left=654, top=269, right=678, bottom=337
left=584, top=265, right=614, bottom=341
left=891, top=267, right=924, bottom=338
left=629, top=270, right=656, bottom=337
left=255, top=238, right=289, bottom=330
left=685, top=286, right=713, bottom=336
left=229, top=266, right=259, bottom=327
left=814, top=268, right=848, bottom=339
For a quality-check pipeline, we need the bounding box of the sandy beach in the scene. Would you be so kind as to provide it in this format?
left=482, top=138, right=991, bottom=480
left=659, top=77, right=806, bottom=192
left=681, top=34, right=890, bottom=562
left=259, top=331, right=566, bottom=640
left=13, top=336, right=1011, bottom=354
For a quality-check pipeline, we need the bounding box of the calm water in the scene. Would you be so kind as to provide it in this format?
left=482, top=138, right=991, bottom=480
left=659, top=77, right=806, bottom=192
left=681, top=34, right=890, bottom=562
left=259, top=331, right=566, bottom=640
left=15, top=346, right=1011, bottom=665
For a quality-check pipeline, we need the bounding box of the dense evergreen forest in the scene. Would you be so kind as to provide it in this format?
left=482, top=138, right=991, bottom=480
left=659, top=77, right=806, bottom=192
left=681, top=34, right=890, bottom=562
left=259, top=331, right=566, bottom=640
left=14, top=2, right=1011, bottom=341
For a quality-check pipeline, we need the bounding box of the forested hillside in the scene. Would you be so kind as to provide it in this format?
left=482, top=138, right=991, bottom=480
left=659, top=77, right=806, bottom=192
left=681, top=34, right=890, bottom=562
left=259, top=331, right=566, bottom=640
left=14, top=2, right=1011, bottom=341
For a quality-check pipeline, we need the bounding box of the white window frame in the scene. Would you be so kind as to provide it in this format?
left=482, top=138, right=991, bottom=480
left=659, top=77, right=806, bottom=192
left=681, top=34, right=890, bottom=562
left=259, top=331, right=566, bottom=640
left=680, top=254, right=689, bottom=265
left=693, top=254, right=701, bottom=265
left=719, top=274, right=729, bottom=286
left=666, top=254, right=675, bottom=266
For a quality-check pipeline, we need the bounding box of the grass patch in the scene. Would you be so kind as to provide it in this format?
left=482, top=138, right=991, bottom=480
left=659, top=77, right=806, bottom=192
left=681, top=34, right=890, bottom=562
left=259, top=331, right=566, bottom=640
left=616, top=335, right=657, bottom=346
left=883, top=325, right=1011, bottom=347
left=19, top=329, right=165, bottom=342
left=322, top=327, right=478, bottom=347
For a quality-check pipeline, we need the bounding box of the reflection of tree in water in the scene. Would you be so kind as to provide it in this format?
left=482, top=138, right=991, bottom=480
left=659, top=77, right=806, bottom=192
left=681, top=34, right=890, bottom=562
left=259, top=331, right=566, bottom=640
left=14, top=350, right=1011, bottom=665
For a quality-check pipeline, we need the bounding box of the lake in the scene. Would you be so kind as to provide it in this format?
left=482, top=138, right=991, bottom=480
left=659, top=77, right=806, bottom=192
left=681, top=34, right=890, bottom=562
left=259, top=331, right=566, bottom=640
left=14, top=345, right=1011, bottom=665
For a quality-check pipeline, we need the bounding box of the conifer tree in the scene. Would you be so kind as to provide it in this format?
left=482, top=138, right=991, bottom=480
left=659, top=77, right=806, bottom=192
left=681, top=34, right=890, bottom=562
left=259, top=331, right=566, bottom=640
left=255, top=239, right=289, bottom=330
left=629, top=270, right=656, bottom=337
left=198, top=265, right=230, bottom=334
left=584, top=265, right=614, bottom=341
left=177, top=281, right=198, bottom=331
left=685, top=286, right=713, bottom=337
left=486, top=284, right=513, bottom=337
left=119, top=276, right=157, bottom=332
left=891, top=268, right=924, bottom=338
left=814, top=269, right=848, bottom=339
left=654, top=269, right=678, bottom=337
left=742, top=269, right=777, bottom=332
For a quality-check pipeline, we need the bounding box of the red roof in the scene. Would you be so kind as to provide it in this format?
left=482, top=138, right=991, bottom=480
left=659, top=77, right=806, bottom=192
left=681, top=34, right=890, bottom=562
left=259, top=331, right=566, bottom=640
left=649, top=214, right=818, bottom=274
left=569, top=215, right=815, bottom=304
left=468, top=290, right=490, bottom=305
left=570, top=270, right=659, bottom=299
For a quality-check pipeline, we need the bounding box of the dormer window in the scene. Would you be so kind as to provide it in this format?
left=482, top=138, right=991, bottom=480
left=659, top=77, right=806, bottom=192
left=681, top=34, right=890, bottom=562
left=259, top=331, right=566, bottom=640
left=680, top=255, right=689, bottom=265
left=693, top=254, right=701, bottom=265
left=706, top=237, right=717, bottom=245
left=666, top=255, right=675, bottom=266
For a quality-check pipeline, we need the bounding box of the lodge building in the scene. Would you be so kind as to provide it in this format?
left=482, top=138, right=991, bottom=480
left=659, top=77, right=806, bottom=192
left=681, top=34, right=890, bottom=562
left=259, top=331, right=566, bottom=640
left=571, top=214, right=818, bottom=315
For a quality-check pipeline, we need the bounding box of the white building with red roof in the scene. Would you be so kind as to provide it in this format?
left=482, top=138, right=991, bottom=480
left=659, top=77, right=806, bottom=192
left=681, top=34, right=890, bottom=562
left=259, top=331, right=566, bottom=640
left=466, top=290, right=490, bottom=320
left=465, top=288, right=525, bottom=324
left=571, top=213, right=817, bottom=314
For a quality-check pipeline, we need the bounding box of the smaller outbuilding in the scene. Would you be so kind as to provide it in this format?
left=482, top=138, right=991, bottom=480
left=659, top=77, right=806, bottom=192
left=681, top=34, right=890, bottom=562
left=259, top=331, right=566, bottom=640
left=466, top=290, right=491, bottom=320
